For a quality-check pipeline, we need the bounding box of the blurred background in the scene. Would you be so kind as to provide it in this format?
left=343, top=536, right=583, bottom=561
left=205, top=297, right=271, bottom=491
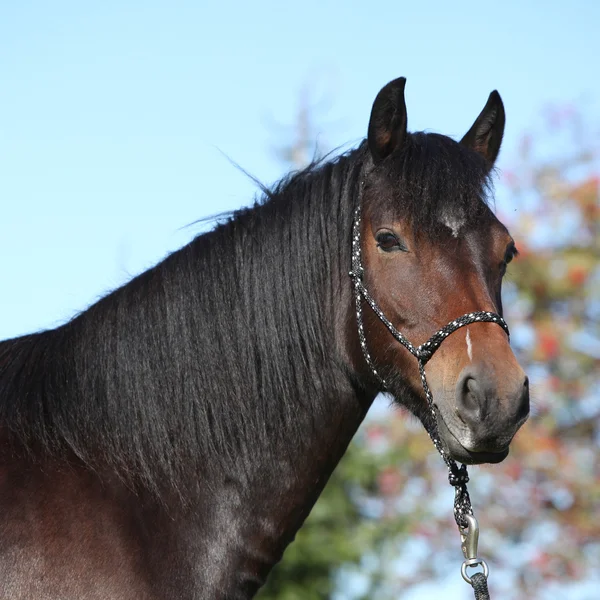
left=1, top=1, right=598, bottom=598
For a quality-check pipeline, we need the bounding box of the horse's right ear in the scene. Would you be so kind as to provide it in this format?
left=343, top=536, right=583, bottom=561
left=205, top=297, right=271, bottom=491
left=368, top=77, right=408, bottom=163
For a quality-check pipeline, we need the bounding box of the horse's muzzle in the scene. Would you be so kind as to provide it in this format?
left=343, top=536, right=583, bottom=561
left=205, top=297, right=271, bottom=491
left=433, top=364, right=529, bottom=465
left=435, top=412, right=510, bottom=465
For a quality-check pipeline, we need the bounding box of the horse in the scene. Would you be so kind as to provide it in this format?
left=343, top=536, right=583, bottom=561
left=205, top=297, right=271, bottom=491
left=0, top=77, right=529, bottom=599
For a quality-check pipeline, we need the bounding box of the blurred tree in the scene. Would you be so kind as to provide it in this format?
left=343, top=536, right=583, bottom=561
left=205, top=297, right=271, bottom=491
left=258, top=440, right=411, bottom=600
left=260, top=100, right=600, bottom=599
left=266, top=79, right=336, bottom=168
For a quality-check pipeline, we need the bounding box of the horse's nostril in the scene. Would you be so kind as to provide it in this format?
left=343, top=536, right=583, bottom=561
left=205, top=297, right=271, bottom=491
left=456, top=371, right=486, bottom=424
left=516, top=376, right=530, bottom=421
left=466, top=377, right=479, bottom=395
left=463, top=377, right=478, bottom=406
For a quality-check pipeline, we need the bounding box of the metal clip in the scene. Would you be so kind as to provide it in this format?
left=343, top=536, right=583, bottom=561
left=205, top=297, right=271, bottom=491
left=459, top=515, right=489, bottom=585
left=460, top=514, right=480, bottom=560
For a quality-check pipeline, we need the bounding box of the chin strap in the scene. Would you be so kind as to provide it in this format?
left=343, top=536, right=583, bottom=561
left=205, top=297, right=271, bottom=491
left=349, top=202, right=507, bottom=598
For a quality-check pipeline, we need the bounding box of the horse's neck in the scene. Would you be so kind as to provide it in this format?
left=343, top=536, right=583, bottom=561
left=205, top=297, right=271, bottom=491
left=144, top=387, right=371, bottom=599
left=0, top=303, right=372, bottom=599
left=0, top=166, right=376, bottom=596
left=0, top=336, right=371, bottom=600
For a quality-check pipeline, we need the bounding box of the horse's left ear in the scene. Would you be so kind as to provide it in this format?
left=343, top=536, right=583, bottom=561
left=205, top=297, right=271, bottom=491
left=368, top=77, right=408, bottom=163
left=460, top=91, right=505, bottom=166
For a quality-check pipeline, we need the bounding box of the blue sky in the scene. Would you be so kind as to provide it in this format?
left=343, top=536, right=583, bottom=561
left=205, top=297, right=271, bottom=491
left=1, top=0, right=599, bottom=341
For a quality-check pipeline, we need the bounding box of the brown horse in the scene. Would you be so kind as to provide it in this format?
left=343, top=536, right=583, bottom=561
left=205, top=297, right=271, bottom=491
left=0, top=77, right=528, bottom=599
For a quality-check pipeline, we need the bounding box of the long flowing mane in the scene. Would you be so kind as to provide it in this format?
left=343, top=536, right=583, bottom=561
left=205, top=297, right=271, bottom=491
left=0, top=143, right=368, bottom=497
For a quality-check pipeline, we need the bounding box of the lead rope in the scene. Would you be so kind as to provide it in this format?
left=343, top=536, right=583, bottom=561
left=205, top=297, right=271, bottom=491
left=349, top=199, right=508, bottom=599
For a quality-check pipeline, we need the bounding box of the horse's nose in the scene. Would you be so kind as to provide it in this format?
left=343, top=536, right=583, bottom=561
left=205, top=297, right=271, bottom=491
left=455, top=365, right=529, bottom=447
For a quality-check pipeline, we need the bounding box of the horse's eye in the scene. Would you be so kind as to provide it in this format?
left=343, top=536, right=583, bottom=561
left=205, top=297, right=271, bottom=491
left=500, top=244, right=518, bottom=276
left=504, top=245, right=519, bottom=265
left=375, top=231, right=405, bottom=253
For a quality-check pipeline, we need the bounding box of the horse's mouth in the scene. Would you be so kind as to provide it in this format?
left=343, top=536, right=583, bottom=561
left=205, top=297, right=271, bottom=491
left=434, top=409, right=509, bottom=465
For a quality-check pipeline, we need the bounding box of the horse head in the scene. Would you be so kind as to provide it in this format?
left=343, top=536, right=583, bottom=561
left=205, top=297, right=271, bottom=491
left=355, top=78, right=529, bottom=465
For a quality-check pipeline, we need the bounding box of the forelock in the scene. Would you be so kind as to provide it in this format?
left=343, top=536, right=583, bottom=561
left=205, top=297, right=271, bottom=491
left=368, top=132, right=495, bottom=238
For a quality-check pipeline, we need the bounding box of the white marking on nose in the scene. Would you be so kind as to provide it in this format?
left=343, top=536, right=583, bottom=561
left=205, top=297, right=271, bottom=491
left=466, top=328, right=473, bottom=362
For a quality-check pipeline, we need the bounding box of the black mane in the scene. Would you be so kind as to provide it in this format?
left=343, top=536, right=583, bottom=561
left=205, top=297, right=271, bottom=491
left=0, top=143, right=368, bottom=496
left=0, top=132, right=493, bottom=497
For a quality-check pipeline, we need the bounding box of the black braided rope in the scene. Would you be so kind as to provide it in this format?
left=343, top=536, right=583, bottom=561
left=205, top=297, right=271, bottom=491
left=471, top=573, right=491, bottom=599
left=349, top=200, right=505, bottom=599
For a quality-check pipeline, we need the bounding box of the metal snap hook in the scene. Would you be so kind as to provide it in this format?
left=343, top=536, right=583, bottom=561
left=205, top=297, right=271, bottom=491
left=459, top=515, right=489, bottom=584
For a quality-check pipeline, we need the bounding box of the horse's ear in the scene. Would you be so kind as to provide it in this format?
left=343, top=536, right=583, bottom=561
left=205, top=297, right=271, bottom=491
left=368, top=77, right=408, bottom=163
left=460, top=91, right=505, bottom=166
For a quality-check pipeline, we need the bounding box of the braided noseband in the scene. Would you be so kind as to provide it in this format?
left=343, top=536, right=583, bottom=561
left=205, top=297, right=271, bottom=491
left=348, top=188, right=509, bottom=595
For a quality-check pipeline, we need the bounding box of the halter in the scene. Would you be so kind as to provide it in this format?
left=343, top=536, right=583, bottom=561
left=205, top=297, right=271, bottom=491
left=348, top=191, right=509, bottom=596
